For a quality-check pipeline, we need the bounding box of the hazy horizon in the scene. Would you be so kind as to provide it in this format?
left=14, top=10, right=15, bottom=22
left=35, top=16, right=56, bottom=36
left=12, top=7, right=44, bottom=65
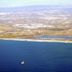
left=0, top=0, right=72, bottom=7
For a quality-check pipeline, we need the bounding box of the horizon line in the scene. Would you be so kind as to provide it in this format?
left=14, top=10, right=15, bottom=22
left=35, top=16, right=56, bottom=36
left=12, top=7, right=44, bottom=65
left=0, top=4, right=72, bottom=8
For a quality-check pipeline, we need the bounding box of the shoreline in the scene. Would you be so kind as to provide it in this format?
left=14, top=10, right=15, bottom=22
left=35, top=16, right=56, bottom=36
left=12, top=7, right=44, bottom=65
left=0, top=38, right=72, bottom=43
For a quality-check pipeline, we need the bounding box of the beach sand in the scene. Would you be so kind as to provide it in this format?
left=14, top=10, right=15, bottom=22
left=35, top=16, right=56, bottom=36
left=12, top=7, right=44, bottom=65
left=0, top=38, right=72, bottom=43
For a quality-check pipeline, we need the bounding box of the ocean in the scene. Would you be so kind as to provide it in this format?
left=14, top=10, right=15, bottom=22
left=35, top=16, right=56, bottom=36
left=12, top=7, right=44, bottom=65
left=0, top=40, right=72, bottom=72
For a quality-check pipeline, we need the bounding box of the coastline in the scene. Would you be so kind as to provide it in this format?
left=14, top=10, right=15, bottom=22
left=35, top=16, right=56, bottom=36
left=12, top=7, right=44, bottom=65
left=0, top=38, right=72, bottom=43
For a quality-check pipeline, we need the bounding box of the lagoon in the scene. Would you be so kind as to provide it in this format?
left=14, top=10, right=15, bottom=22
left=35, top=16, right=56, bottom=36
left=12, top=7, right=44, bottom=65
left=34, top=35, right=72, bottom=40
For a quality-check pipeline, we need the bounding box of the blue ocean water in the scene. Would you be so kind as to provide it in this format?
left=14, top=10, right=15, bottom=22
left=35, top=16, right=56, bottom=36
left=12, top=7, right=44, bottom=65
left=0, top=40, right=72, bottom=72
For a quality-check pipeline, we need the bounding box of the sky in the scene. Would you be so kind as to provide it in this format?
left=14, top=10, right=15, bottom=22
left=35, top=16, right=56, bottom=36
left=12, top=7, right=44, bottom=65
left=0, top=0, right=72, bottom=7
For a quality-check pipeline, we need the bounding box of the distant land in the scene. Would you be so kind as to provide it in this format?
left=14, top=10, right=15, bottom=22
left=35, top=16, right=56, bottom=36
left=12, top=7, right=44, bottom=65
left=0, top=5, right=72, bottom=42
left=0, top=5, right=72, bottom=13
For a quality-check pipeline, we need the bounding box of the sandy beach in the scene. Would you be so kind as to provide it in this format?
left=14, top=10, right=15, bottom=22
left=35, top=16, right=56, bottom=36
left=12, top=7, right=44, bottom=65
left=0, top=38, right=72, bottom=43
